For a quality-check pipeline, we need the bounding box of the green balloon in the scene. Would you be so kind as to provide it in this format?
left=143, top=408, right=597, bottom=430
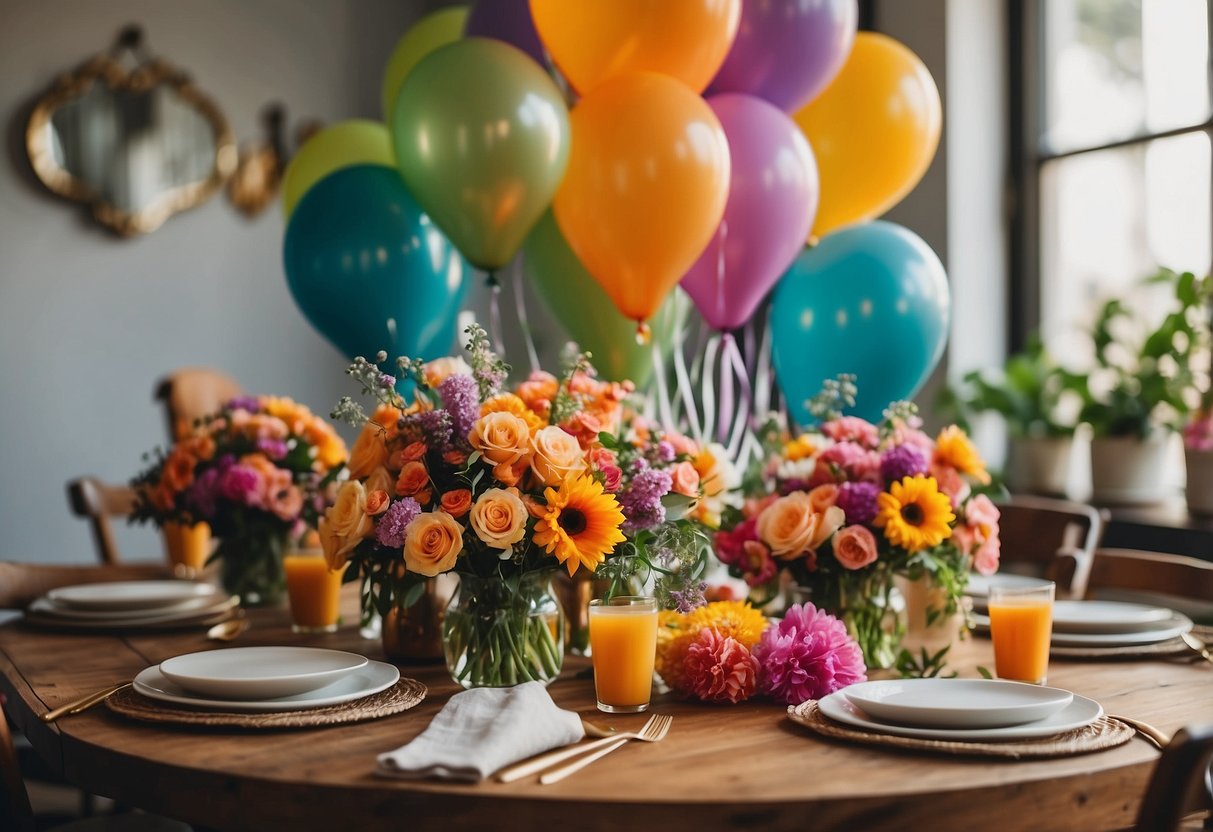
left=280, top=120, right=395, bottom=217
left=391, top=38, right=570, bottom=271
left=381, top=6, right=469, bottom=121
left=525, top=211, right=690, bottom=387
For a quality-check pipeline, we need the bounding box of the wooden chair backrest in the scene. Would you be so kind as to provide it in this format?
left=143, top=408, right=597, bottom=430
left=994, top=496, right=1106, bottom=598
left=153, top=367, right=242, bottom=441
left=1134, top=724, right=1213, bottom=831
left=1086, top=549, right=1213, bottom=604
left=65, top=477, right=136, bottom=565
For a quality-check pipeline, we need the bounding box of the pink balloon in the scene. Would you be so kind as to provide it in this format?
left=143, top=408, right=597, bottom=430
left=681, top=94, right=818, bottom=331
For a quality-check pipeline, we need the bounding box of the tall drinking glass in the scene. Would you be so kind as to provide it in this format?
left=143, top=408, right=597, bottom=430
left=589, top=597, right=658, bottom=713
left=284, top=550, right=346, bottom=634
left=988, top=581, right=1055, bottom=684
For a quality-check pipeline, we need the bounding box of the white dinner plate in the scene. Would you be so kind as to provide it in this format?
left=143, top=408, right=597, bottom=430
left=133, top=660, right=399, bottom=712
left=26, top=595, right=239, bottom=629
left=1048, top=611, right=1193, bottom=647
left=159, top=647, right=369, bottom=699
left=842, top=679, right=1073, bottom=729
left=47, top=581, right=217, bottom=612
left=40, top=590, right=228, bottom=620
left=818, top=689, right=1103, bottom=741
left=1050, top=600, right=1174, bottom=634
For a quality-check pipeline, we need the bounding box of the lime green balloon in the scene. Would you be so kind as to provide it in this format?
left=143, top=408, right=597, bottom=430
left=391, top=38, right=570, bottom=271
left=380, top=6, right=469, bottom=120
left=525, top=211, right=690, bottom=386
left=280, top=121, right=395, bottom=217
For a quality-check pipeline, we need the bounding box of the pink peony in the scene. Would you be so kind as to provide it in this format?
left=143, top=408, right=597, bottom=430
left=814, top=442, right=882, bottom=486
left=683, top=628, right=760, bottom=704
left=832, top=525, right=878, bottom=570
left=218, top=464, right=262, bottom=504
left=820, top=416, right=880, bottom=449
left=753, top=603, right=866, bottom=705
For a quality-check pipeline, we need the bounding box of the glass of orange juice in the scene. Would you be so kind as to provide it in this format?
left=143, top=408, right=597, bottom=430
left=283, top=550, right=347, bottom=634
left=988, top=581, right=1055, bottom=684
left=588, top=596, right=658, bottom=713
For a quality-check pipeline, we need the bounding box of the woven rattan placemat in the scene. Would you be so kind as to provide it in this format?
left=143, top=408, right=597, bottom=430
left=788, top=700, right=1134, bottom=759
left=106, top=677, right=427, bottom=730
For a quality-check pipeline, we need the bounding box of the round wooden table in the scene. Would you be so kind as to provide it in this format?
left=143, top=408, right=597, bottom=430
left=1, top=601, right=1209, bottom=832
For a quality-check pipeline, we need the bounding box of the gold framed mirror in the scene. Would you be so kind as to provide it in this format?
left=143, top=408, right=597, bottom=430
left=25, top=27, right=236, bottom=236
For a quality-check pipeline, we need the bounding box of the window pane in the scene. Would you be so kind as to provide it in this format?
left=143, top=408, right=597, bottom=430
left=1043, top=0, right=1210, bottom=154
left=1039, top=132, right=1211, bottom=356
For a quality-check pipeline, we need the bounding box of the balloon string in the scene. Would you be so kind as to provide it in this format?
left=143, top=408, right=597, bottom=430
left=714, top=219, right=728, bottom=326
left=755, top=311, right=774, bottom=416
left=701, top=333, right=719, bottom=443
left=717, top=332, right=736, bottom=445
left=486, top=271, right=505, bottom=356
left=511, top=259, right=540, bottom=374
left=743, top=317, right=759, bottom=387
left=672, top=324, right=702, bottom=445
left=726, top=335, right=753, bottom=460
left=651, top=340, right=675, bottom=432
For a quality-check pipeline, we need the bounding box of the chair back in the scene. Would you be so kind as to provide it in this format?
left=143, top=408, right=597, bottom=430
left=66, top=477, right=136, bottom=565
left=995, top=495, right=1106, bottom=598
left=1086, top=548, right=1213, bottom=622
left=1135, top=723, right=1213, bottom=832
left=154, top=367, right=242, bottom=441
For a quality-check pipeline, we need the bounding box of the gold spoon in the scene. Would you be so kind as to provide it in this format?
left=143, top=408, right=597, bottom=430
left=1181, top=631, right=1213, bottom=665
left=206, top=617, right=249, bottom=642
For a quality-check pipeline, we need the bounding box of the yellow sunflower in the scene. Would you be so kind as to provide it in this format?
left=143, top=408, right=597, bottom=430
left=480, top=393, right=546, bottom=432
left=684, top=600, right=768, bottom=648
left=783, top=433, right=818, bottom=462
left=934, top=425, right=991, bottom=484
left=874, top=475, right=955, bottom=552
left=533, top=474, right=626, bottom=575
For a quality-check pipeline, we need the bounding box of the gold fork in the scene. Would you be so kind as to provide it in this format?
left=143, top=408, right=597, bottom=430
left=497, top=713, right=660, bottom=783
left=538, top=713, right=672, bottom=785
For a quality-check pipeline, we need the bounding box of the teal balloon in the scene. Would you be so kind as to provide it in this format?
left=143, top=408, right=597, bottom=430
left=771, top=221, right=949, bottom=424
left=284, top=165, right=469, bottom=363
left=524, top=210, right=689, bottom=387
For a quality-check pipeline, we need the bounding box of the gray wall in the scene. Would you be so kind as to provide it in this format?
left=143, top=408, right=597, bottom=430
left=0, top=0, right=435, bottom=563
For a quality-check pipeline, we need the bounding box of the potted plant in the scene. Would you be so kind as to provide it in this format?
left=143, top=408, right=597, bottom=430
left=1079, top=269, right=1209, bottom=505
left=1184, top=407, right=1213, bottom=515
left=941, top=336, right=1081, bottom=496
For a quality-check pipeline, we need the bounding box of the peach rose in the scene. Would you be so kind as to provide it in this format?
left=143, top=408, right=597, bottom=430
left=365, top=466, right=394, bottom=496
left=670, top=461, right=701, bottom=498
left=403, top=511, right=464, bottom=576
left=516, top=371, right=559, bottom=414
left=758, top=494, right=845, bottom=560
left=365, top=489, right=391, bottom=516
left=468, top=411, right=532, bottom=483
left=807, top=484, right=838, bottom=513
left=347, top=422, right=389, bottom=480
left=809, top=505, right=846, bottom=551
left=318, top=480, right=374, bottom=569
left=530, top=425, right=586, bottom=486
left=395, top=461, right=431, bottom=500
left=470, top=487, right=528, bottom=550
left=440, top=489, right=472, bottom=518
left=833, top=525, right=879, bottom=570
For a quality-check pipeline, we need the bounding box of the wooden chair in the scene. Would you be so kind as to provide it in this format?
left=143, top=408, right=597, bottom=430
left=153, top=367, right=241, bottom=441
left=994, top=495, right=1107, bottom=598
left=0, top=562, right=171, bottom=610
left=1084, top=549, right=1213, bottom=622
left=1135, top=724, right=1213, bottom=832
left=65, top=478, right=137, bottom=565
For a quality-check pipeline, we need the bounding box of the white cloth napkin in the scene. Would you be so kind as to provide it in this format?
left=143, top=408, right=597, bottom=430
left=377, top=681, right=584, bottom=782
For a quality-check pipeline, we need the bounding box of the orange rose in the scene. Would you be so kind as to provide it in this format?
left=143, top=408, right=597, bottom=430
left=443, top=449, right=469, bottom=467
left=470, top=487, right=528, bottom=550
left=422, top=356, right=472, bottom=388
left=469, top=411, right=532, bottom=483
left=481, top=392, right=546, bottom=432
left=808, top=484, right=838, bottom=514
left=403, top=511, right=464, bottom=576
left=162, top=449, right=196, bottom=493
left=365, top=466, right=394, bottom=495
left=319, top=481, right=375, bottom=569
left=758, top=493, right=844, bottom=560
left=516, top=371, right=559, bottom=413
left=395, top=461, right=431, bottom=504
left=669, top=461, right=701, bottom=498
left=833, top=525, right=878, bottom=570
left=529, top=425, right=586, bottom=486
left=440, top=489, right=472, bottom=518
left=365, top=489, right=391, bottom=516
left=348, top=422, right=389, bottom=480
left=402, top=441, right=428, bottom=462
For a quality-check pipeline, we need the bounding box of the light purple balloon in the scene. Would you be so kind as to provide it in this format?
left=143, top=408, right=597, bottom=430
left=465, top=0, right=547, bottom=67
left=681, top=94, right=818, bottom=332
left=707, top=0, right=858, bottom=113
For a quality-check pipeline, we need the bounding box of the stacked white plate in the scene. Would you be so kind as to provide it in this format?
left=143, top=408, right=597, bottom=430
left=134, top=646, right=399, bottom=712
left=819, top=678, right=1101, bottom=741
left=1047, top=601, right=1193, bottom=647
left=26, top=581, right=238, bottom=630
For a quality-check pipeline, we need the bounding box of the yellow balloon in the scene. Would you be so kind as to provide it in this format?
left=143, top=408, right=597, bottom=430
left=793, top=32, right=941, bottom=239
left=280, top=121, right=395, bottom=217
left=380, top=6, right=469, bottom=120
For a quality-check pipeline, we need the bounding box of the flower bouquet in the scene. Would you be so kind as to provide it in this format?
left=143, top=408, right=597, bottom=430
left=716, top=377, right=1001, bottom=670
left=131, top=396, right=348, bottom=605
left=326, top=326, right=713, bottom=689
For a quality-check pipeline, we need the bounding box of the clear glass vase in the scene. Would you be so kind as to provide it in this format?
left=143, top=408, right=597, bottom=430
left=443, top=571, right=564, bottom=689
left=217, top=530, right=287, bottom=607
left=788, top=569, right=903, bottom=670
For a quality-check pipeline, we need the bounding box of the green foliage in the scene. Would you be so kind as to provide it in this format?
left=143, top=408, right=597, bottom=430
left=1077, top=268, right=1211, bottom=438
left=896, top=646, right=958, bottom=679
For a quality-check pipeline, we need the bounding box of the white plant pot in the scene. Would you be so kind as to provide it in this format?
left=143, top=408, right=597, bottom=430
left=1089, top=435, right=1170, bottom=505
left=1185, top=448, right=1213, bottom=515
left=1005, top=436, right=1074, bottom=496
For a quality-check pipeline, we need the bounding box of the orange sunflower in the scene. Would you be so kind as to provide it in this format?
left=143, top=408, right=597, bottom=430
left=532, top=474, right=626, bottom=576
left=934, top=425, right=991, bottom=484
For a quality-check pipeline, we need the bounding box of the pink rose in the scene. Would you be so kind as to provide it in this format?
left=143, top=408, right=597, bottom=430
left=973, top=533, right=1001, bottom=576
left=666, top=433, right=700, bottom=457
left=965, top=494, right=1000, bottom=531
left=931, top=464, right=971, bottom=507
left=832, top=525, right=878, bottom=570
left=670, top=461, right=701, bottom=498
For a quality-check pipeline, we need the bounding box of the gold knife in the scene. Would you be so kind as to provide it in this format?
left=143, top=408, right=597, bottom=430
left=40, top=682, right=130, bottom=723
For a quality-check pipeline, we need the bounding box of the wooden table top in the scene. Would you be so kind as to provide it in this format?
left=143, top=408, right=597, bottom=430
left=2, top=594, right=1210, bottom=832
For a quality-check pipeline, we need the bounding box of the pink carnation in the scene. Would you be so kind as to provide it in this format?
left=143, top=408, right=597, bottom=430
left=820, top=416, right=880, bottom=449
left=683, top=628, right=760, bottom=704
left=812, top=442, right=882, bottom=486
left=973, top=533, right=1001, bottom=576
left=753, top=603, right=866, bottom=705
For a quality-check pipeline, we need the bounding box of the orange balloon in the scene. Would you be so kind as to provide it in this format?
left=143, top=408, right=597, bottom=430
left=793, top=32, right=941, bottom=239
left=529, top=0, right=740, bottom=95
left=554, top=72, right=730, bottom=322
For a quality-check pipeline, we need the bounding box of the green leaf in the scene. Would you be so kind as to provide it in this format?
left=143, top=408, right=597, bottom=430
left=976, top=665, right=993, bottom=680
